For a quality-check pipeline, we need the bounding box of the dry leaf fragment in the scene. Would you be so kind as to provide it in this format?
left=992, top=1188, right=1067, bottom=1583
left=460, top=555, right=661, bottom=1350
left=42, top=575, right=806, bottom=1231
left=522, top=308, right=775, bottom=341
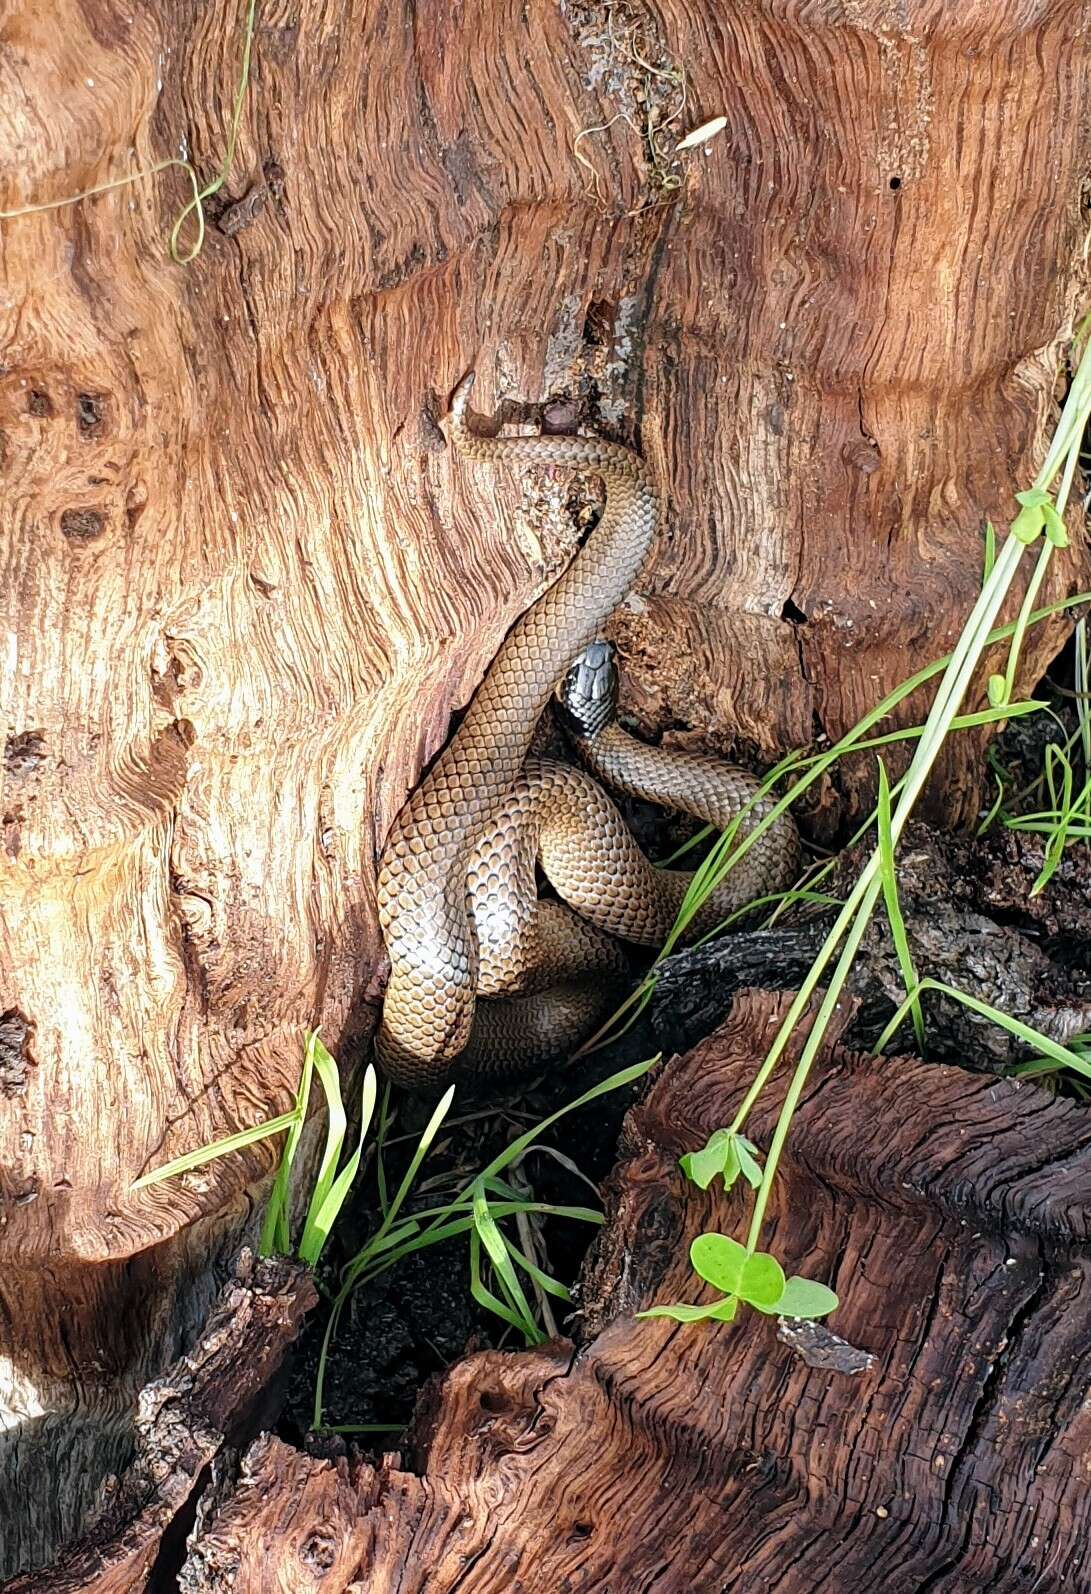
left=676, top=115, right=727, bottom=152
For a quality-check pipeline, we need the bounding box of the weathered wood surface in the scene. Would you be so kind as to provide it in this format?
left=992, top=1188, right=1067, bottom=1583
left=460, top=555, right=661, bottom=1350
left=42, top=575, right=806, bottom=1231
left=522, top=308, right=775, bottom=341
left=0, top=1254, right=314, bottom=1594
left=34, top=994, right=1089, bottom=1591
left=651, top=822, right=1091, bottom=1065
left=2, top=0, right=1089, bottom=1571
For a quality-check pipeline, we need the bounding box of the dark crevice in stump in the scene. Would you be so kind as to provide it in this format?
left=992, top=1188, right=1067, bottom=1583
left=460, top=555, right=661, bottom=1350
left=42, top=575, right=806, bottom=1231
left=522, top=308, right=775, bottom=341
left=651, top=822, right=1091, bottom=1069
left=18, top=994, right=1090, bottom=1591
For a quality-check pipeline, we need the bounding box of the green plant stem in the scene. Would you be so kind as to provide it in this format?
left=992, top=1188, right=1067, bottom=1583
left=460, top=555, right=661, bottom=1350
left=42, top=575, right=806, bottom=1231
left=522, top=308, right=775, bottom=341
left=876, top=758, right=925, bottom=1053
left=732, top=534, right=1027, bottom=1150
left=738, top=312, right=1091, bottom=1258
left=1001, top=538, right=1056, bottom=705
left=575, top=693, right=1047, bottom=1063
left=741, top=538, right=1072, bottom=1242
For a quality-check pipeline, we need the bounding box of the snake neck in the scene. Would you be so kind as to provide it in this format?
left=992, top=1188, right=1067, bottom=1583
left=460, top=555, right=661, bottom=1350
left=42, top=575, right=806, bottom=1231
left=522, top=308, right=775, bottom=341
left=379, top=409, right=660, bottom=902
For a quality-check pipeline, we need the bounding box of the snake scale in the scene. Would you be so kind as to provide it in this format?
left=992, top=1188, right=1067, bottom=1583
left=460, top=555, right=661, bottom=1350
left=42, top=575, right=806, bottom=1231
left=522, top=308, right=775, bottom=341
left=375, top=374, right=800, bottom=1089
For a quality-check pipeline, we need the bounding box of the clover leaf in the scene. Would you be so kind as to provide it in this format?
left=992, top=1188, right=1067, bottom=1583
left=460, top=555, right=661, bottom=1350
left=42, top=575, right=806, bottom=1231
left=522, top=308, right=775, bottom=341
left=679, top=1130, right=763, bottom=1192
left=1011, top=489, right=1049, bottom=545
left=1042, top=503, right=1069, bottom=548
left=691, top=1233, right=785, bottom=1307
left=750, top=1276, right=839, bottom=1319
left=637, top=1231, right=839, bottom=1327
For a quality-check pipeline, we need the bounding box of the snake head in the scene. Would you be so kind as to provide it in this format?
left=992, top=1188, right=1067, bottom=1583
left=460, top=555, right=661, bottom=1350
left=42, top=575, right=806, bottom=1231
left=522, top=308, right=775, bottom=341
left=555, top=639, right=619, bottom=740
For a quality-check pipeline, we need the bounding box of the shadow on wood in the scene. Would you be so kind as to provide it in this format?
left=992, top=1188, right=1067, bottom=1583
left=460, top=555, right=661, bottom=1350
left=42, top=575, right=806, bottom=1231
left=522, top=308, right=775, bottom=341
left=1, top=1257, right=315, bottom=1594
left=4, top=0, right=1089, bottom=1567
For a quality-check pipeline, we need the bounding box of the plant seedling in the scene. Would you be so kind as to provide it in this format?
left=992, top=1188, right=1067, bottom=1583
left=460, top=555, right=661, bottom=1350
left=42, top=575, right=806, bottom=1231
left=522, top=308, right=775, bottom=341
left=679, top=1128, right=763, bottom=1193
left=637, top=1233, right=838, bottom=1326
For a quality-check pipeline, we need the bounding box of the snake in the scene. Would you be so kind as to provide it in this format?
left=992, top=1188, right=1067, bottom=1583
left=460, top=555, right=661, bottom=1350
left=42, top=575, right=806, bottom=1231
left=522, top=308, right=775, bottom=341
left=375, top=374, right=800, bottom=1089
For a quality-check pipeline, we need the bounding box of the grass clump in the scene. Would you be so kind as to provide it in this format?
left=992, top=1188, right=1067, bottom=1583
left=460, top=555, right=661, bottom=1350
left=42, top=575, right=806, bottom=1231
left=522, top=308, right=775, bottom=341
left=627, top=312, right=1091, bottom=1324
left=135, top=1030, right=656, bottom=1428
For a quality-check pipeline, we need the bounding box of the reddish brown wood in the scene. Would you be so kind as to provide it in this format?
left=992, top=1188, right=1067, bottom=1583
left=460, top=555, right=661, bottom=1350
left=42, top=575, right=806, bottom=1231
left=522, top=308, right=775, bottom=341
left=28, top=994, right=1086, bottom=1591
left=0, top=1255, right=315, bottom=1594
left=180, top=1436, right=369, bottom=1594
left=343, top=994, right=1090, bottom=1590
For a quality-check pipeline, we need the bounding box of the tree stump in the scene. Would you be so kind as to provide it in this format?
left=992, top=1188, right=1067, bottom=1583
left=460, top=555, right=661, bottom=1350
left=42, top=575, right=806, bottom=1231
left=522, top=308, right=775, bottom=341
left=1, top=0, right=1089, bottom=1573
left=1, top=1255, right=315, bottom=1594
left=15, top=993, right=1090, bottom=1590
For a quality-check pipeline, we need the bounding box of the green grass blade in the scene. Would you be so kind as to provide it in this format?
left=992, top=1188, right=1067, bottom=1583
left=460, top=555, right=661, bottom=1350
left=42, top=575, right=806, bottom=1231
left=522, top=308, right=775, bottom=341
left=295, top=1038, right=348, bottom=1264
left=982, top=520, right=997, bottom=586
left=132, top=1107, right=300, bottom=1191
left=657, top=823, right=714, bottom=867
left=999, top=538, right=1055, bottom=706
left=977, top=752, right=1008, bottom=836
left=1076, top=619, right=1091, bottom=770
left=298, top=1065, right=378, bottom=1268
left=262, top=1031, right=320, bottom=1256
left=340, top=1084, right=455, bottom=1290
left=1006, top=818, right=1091, bottom=838
left=468, top=1227, right=543, bottom=1343
left=466, top=1057, right=657, bottom=1191
left=471, top=1182, right=543, bottom=1342
left=693, top=888, right=843, bottom=950
left=571, top=978, right=657, bottom=1059
left=875, top=757, right=925, bottom=1054
left=873, top=978, right=1091, bottom=1080
left=504, top=1240, right=574, bottom=1302
left=374, top=1081, right=393, bottom=1217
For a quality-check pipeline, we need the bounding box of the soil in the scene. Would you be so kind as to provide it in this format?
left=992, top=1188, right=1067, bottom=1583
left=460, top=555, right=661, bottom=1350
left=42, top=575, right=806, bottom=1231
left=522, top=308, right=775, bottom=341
left=280, top=1008, right=659, bottom=1442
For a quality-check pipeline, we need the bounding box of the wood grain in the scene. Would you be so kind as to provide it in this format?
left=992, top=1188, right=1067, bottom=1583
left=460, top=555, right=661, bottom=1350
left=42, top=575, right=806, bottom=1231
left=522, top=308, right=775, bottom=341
left=1, top=0, right=1088, bottom=1569
left=60, top=992, right=1090, bottom=1591
left=1, top=1254, right=315, bottom=1594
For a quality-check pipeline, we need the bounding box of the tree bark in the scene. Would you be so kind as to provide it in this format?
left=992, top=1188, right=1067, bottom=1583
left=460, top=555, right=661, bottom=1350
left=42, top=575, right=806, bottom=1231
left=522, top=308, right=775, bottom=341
left=1, top=0, right=1088, bottom=1574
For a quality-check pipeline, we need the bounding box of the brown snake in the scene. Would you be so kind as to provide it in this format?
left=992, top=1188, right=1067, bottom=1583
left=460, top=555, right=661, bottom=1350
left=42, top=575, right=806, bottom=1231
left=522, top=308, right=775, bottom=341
left=375, top=375, right=800, bottom=1088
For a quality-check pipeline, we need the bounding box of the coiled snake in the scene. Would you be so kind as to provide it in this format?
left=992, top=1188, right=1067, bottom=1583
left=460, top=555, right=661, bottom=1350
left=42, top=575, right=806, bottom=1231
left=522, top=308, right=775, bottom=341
left=375, top=374, right=800, bottom=1088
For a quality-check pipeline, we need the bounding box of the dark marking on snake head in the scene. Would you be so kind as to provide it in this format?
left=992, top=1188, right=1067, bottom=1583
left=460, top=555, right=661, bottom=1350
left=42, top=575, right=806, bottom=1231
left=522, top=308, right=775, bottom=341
left=556, top=640, right=619, bottom=739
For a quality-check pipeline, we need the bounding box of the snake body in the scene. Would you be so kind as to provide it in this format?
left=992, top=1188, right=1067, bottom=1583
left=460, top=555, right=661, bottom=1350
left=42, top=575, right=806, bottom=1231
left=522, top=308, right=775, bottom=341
left=375, top=376, right=799, bottom=1088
